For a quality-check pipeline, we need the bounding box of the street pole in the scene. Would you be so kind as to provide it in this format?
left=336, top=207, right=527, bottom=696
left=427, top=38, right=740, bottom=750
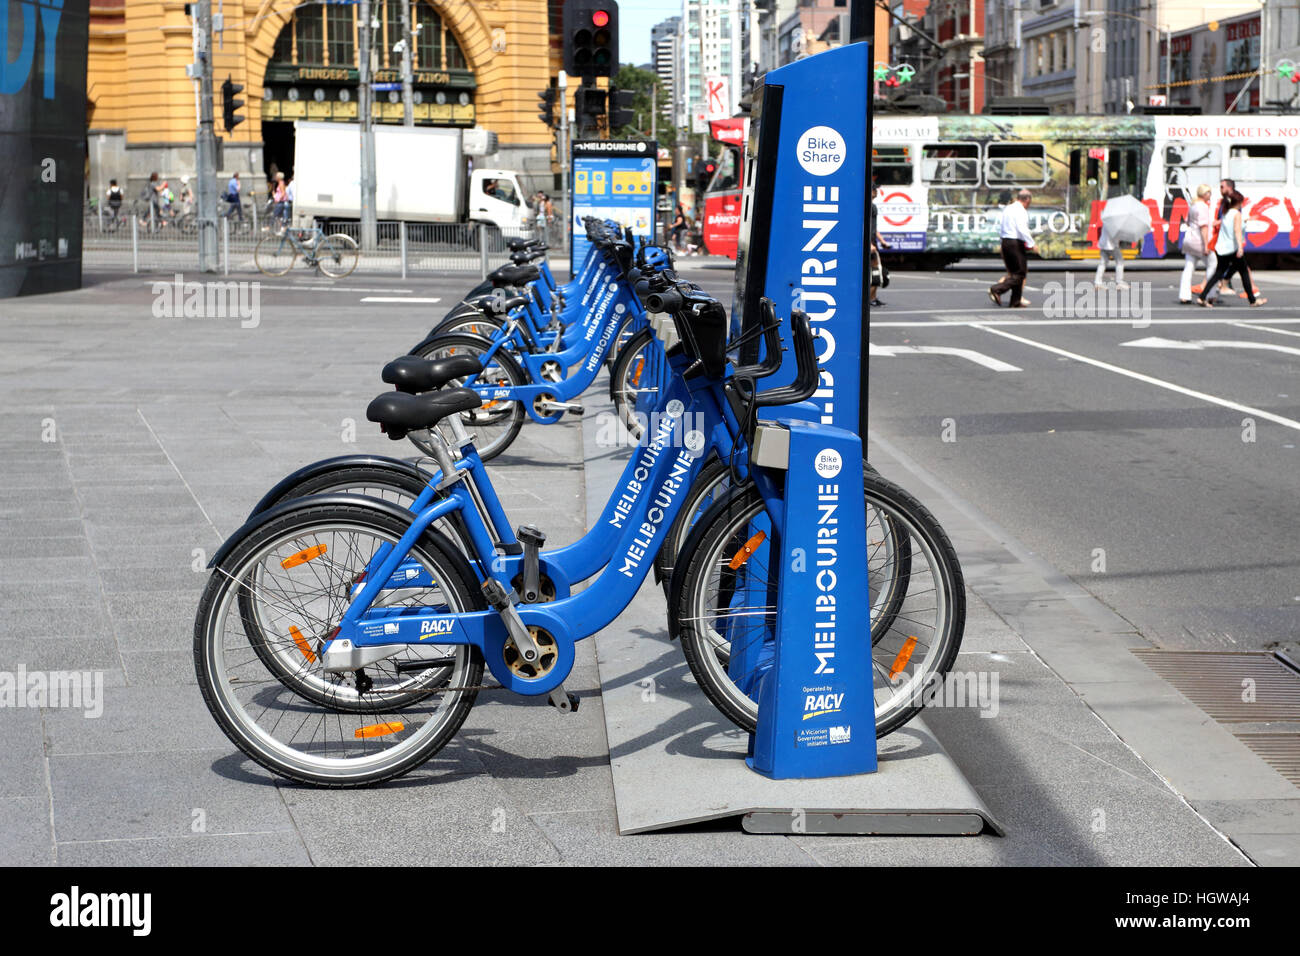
left=194, top=0, right=218, bottom=273
left=559, top=70, right=569, bottom=257
left=651, top=81, right=656, bottom=140
left=358, top=0, right=378, bottom=249
left=400, top=0, right=414, bottom=127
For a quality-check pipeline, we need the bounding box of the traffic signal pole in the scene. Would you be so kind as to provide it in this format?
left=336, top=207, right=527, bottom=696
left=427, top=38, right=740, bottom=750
left=559, top=70, right=569, bottom=257
left=358, top=0, right=378, bottom=250
left=193, top=0, right=219, bottom=272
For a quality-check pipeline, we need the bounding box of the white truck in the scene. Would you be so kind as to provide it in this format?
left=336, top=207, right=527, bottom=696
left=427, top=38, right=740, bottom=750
left=291, top=121, right=529, bottom=237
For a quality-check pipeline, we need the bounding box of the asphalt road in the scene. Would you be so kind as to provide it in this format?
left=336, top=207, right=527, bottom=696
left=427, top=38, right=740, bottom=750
left=865, top=263, right=1300, bottom=655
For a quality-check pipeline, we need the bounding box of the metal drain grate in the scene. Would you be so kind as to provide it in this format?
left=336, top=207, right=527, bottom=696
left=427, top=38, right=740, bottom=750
left=1235, top=734, right=1300, bottom=787
left=1131, top=650, right=1300, bottom=722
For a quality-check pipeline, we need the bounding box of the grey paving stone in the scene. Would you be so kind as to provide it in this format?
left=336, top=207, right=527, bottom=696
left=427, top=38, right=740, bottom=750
left=119, top=649, right=197, bottom=686
left=0, top=607, right=114, bottom=641
left=3, top=536, right=92, bottom=559
left=0, top=709, right=50, bottom=799
left=0, top=797, right=55, bottom=866
left=791, top=831, right=1060, bottom=866
left=49, top=751, right=298, bottom=843
left=1230, top=832, right=1300, bottom=866
left=0, top=638, right=124, bottom=680
left=44, top=685, right=226, bottom=756
left=56, top=832, right=312, bottom=866
left=280, top=770, right=562, bottom=866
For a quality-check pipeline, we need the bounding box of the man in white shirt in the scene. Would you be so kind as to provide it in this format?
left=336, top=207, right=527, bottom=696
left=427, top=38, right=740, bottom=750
left=989, top=189, right=1036, bottom=308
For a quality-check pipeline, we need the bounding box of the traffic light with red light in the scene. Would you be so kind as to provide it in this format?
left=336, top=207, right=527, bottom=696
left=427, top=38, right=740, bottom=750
left=564, top=0, right=619, bottom=79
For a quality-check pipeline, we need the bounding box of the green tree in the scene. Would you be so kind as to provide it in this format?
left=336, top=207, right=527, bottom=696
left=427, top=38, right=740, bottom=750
left=612, top=64, right=688, bottom=144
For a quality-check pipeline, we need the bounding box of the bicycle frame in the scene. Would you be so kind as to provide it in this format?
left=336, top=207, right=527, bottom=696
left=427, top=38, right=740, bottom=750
left=329, top=344, right=749, bottom=695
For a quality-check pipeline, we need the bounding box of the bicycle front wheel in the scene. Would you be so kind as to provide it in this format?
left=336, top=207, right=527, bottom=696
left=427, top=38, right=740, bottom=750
left=674, top=472, right=962, bottom=738
left=255, top=233, right=297, bottom=276
left=195, top=500, right=485, bottom=787
left=317, top=232, right=359, bottom=278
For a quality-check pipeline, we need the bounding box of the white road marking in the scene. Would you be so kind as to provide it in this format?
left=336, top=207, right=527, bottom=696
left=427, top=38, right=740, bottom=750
left=974, top=324, right=1300, bottom=433
left=869, top=342, right=1022, bottom=371
left=1231, top=321, right=1300, bottom=339
left=871, top=316, right=1300, bottom=327
left=360, top=296, right=443, bottom=303
left=1122, top=336, right=1300, bottom=358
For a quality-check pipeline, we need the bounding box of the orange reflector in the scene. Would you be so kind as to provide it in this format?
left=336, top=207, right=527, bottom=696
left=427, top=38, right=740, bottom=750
left=288, top=625, right=317, bottom=662
left=889, top=636, right=918, bottom=679
left=728, top=530, right=766, bottom=570
left=281, top=543, right=327, bottom=569
left=631, top=357, right=645, bottom=386
left=355, top=721, right=404, bottom=739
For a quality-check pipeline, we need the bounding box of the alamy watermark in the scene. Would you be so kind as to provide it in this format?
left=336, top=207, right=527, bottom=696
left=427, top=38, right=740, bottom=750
left=152, top=273, right=261, bottom=328
left=1042, top=274, right=1150, bottom=327
left=0, top=667, right=104, bottom=718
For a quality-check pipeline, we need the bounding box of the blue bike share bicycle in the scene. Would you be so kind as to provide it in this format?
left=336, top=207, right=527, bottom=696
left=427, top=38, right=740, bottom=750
left=194, top=251, right=966, bottom=786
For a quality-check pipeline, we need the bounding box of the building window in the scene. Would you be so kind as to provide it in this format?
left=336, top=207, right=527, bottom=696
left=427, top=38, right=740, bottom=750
left=295, top=6, right=324, bottom=65
left=327, top=5, right=354, bottom=67
left=414, top=3, right=468, bottom=71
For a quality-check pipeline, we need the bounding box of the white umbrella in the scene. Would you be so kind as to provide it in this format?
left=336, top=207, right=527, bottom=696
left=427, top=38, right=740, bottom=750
left=1099, top=194, right=1153, bottom=243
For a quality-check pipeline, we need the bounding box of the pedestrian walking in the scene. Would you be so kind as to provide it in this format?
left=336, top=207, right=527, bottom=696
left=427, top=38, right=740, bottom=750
left=1197, top=190, right=1267, bottom=308
left=284, top=176, right=295, bottom=225
left=989, top=189, right=1035, bottom=308
left=1094, top=219, right=1128, bottom=288
left=670, top=204, right=686, bottom=252
left=272, top=172, right=288, bottom=229
left=870, top=184, right=890, bottom=307
left=224, top=171, right=244, bottom=221
left=105, top=179, right=123, bottom=223
left=1179, top=183, right=1213, bottom=303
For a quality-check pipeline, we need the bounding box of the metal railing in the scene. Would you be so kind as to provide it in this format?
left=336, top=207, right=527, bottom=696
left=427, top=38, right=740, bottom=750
left=83, top=202, right=537, bottom=278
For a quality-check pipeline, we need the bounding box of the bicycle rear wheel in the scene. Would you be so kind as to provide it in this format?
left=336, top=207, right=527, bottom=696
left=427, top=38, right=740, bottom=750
left=317, top=232, right=359, bottom=278
left=674, top=472, right=961, bottom=738
left=195, top=501, right=485, bottom=787
left=415, top=333, right=527, bottom=462
left=255, top=233, right=297, bottom=276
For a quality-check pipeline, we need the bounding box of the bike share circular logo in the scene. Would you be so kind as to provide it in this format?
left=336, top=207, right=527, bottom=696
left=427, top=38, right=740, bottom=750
left=666, top=399, right=685, bottom=418
left=814, top=448, right=842, bottom=478
left=683, top=430, right=705, bottom=457
left=797, top=125, right=846, bottom=177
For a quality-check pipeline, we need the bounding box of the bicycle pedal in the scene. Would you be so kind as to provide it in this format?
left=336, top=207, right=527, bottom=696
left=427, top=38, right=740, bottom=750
left=547, top=688, right=580, bottom=714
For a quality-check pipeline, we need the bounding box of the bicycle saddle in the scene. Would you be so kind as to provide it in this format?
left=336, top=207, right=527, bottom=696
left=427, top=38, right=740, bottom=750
left=490, top=263, right=539, bottom=285
left=382, top=354, right=483, bottom=394
left=366, top=388, right=482, bottom=438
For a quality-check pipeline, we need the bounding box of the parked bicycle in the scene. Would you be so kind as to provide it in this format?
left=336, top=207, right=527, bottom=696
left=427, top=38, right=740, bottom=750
left=254, top=225, right=359, bottom=278
left=194, top=244, right=965, bottom=786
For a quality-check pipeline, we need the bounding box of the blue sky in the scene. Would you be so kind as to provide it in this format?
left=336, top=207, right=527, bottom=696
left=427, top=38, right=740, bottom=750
left=616, top=0, right=683, bottom=66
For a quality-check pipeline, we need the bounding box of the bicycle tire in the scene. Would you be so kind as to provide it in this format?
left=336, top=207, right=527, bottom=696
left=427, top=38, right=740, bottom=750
left=195, top=500, right=485, bottom=787
left=608, top=327, right=659, bottom=440
left=674, top=472, right=961, bottom=738
left=317, top=232, right=359, bottom=278
left=255, top=233, right=297, bottom=276
left=411, top=332, right=527, bottom=462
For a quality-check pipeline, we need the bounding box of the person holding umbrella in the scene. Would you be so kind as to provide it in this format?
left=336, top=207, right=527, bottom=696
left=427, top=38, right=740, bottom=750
left=1094, top=194, right=1151, bottom=288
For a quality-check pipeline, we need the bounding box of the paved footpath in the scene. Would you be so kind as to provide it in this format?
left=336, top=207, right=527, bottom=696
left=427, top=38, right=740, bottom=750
left=0, top=268, right=1271, bottom=865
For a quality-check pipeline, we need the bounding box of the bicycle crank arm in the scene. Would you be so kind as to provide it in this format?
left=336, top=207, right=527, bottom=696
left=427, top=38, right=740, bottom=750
left=536, top=400, right=584, bottom=416
left=547, top=685, right=580, bottom=714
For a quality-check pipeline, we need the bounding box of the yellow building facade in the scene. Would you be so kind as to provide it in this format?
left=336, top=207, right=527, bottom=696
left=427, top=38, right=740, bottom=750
left=86, top=0, right=564, bottom=202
